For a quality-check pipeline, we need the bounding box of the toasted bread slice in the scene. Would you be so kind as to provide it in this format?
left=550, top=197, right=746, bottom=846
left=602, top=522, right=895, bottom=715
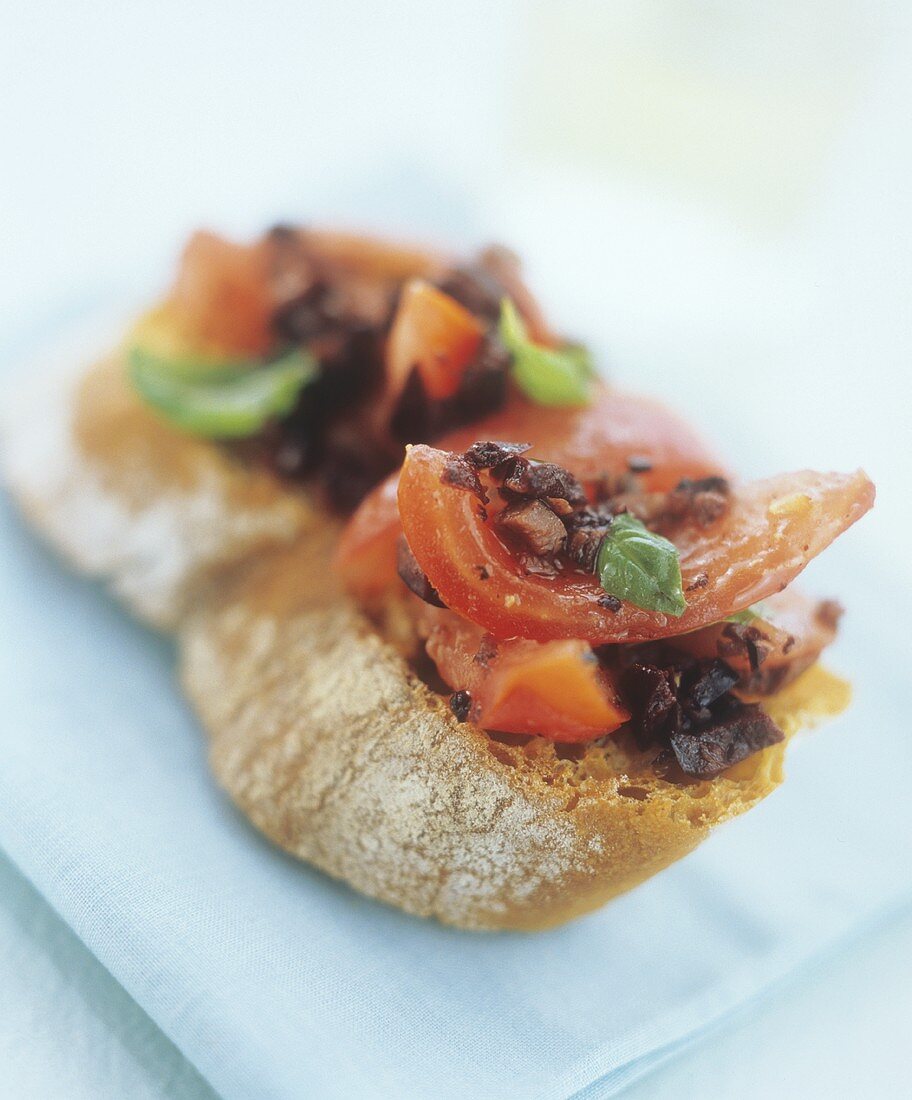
left=1, top=345, right=849, bottom=930
left=3, top=345, right=315, bottom=629
left=182, top=532, right=850, bottom=931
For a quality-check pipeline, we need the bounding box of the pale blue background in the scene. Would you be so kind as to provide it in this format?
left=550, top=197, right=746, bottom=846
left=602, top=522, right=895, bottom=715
left=2, top=2, right=911, bottom=1097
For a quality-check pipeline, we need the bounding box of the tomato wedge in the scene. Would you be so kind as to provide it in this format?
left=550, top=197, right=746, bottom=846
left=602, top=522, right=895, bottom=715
left=170, top=231, right=275, bottom=357
left=387, top=280, right=484, bottom=400
left=398, top=443, right=874, bottom=644
left=421, top=607, right=629, bottom=742
left=335, top=382, right=726, bottom=597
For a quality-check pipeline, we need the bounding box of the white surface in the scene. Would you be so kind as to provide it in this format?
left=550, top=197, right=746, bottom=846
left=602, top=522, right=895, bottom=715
left=1, top=2, right=911, bottom=1097
left=1, top=839, right=910, bottom=1100
left=0, top=851, right=213, bottom=1100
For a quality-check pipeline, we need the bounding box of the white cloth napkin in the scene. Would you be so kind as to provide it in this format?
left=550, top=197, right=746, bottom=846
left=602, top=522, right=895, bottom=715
left=1, top=325, right=909, bottom=1100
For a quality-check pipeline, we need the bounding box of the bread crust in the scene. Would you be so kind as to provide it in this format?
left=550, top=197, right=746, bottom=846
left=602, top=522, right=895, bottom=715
left=181, top=533, right=791, bottom=930
left=1, top=347, right=846, bottom=930
left=3, top=354, right=315, bottom=628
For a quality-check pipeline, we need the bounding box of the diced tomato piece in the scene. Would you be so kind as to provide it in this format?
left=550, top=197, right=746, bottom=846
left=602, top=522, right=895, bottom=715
left=387, top=280, right=484, bottom=400
left=334, top=382, right=726, bottom=597
left=169, top=231, right=276, bottom=358
left=422, top=607, right=629, bottom=742
left=398, top=443, right=874, bottom=644
left=673, top=588, right=840, bottom=690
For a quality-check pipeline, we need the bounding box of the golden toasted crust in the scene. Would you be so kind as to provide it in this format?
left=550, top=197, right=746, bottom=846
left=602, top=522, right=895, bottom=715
left=180, top=532, right=796, bottom=931
left=3, top=355, right=315, bottom=628
left=1, top=349, right=849, bottom=930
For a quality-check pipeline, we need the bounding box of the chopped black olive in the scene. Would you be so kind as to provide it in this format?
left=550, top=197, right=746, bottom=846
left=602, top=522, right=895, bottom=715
left=666, top=477, right=731, bottom=527
left=496, top=499, right=567, bottom=557
left=440, top=453, right=488, bottom=502
left=622, top=651, right=785, bottom=778
left=449, top=690, right=472, bottom=722
left=719, top=623, right=773, bottom=673
left=396, top=537, right=446, bottom=608
left=669, top=704, right=783, bottom=779
left=499, top=458, right=586, bottom=504
left=463, top=440, right=532, bottom=469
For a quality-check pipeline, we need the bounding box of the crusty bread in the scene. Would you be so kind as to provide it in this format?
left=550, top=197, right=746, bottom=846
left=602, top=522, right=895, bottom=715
left=1, top=344, right=850, bottom=930
left=3, top=351, right=315, bottom=629
left=181, top=531, right=847, bottom=931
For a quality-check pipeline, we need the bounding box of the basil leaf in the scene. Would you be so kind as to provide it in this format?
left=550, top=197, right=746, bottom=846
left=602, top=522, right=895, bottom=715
left=595, top=513, right=686, bottom=617
left=128, top=344, right=258, bottom=384
left=129, top=349, right=317, bottom=439
left=725, top=602, right=769, bottom=625
left=498, top=299, right=593, bottom=406
left=127, top=307, right=255, bottom=381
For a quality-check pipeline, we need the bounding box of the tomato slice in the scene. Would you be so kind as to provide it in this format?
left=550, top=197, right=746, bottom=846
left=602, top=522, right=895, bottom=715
left=398, top=443, right=874, bottom=644
left=334, top=383, right=726, bottom=597
left=421, top=607, right=629, bottom=742
left=438, top=383, right=724, bottom=492
left=673, top=588, right=840, bottom=691
left=387, top=280, right=484, bottom=400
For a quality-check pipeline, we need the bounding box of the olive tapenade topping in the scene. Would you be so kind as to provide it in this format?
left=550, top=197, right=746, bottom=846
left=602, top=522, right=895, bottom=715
left=598, top=594, right=622, bottom=612
left=449, top=690, right=473, bottom=722
left=463, top=440, right=532, bottom=469
left=669, top=703, right=783, bottom=780
left=496, top=499, right=567, bottom=557
left=564, top=506, right=615, bottom=572
left=624, top=655, right=784, bottom=778
left=498, top=458, right=587, bottom=504
left=666, top=476, right=731, bottom=527
left=718, top=622, right=773, bottom=673
left=437, top=257, right=510, bottom=323
left=438, top=443, right=692, bottom=616
left=440, top=453, right=488, bottom=502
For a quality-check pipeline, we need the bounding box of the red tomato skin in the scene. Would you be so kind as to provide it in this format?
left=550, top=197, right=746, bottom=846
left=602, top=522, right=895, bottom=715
left=334, top=383, right=727, bottom=597
left=398, top=444, right=874, bottom=644
left=387, top=280, right=484, bottom=401
left=171, top=231, right=275, bottom=357
left=422, top=607, right=628, bottom=743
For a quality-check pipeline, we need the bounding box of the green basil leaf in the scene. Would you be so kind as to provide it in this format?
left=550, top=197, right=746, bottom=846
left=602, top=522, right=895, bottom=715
left=127, top=307, right=259, bottom=381
left=725, top=601, right=769, bottom=625
left=128, top=344, right=256, bottom=384
left=129, top=349, right=317, bottom=439
left=595, top=513, right=686, bottom=617
left=498, top=298, right=593, bottom=406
